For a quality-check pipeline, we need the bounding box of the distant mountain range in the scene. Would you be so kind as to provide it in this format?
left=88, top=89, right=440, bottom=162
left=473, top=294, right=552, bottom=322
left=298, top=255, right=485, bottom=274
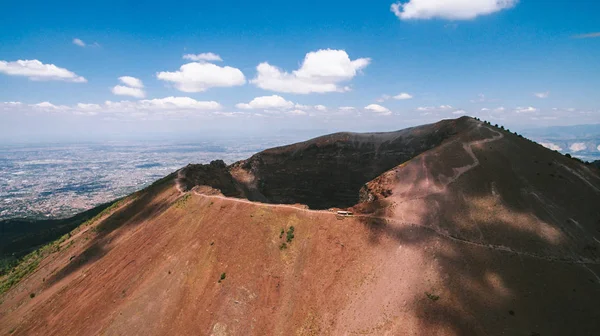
left=521, top=123, right=600, bottom=161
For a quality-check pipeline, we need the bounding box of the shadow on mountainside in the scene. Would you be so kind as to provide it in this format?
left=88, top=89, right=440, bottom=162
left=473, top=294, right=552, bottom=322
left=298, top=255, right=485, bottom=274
left=356, top=127, right=600, bottom=335
left=44, top=177, right=178, bottom=287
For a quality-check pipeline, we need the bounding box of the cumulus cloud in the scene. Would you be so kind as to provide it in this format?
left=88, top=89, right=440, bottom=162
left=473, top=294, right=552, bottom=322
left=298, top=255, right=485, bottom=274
left=393, top=92, right=413, bottom=100
left=314, top=104, right=327, bottom=111
left=339, top=106, right=355, bottom=111
left=541, top=142, right=562, bottom=151
left=597, top=144, right=600, bottom=152
left=452, top=110, right=467, bottom=115
left=182, top=53, right=223, bottom=62
left=118, top=76, right=144, bottom=88
left=32, top=102, right=62, bottom=109
left=391, top=0, right=519, bottom=20
left=250, top=49, right=370, bottom=94
left=0, top=59, right=86, bottom=82
left=112, top=85, right=145, bottom=98
left=365, top=104, right=392, bottom=116
left=157, top=62, right=245, bottom=92
left=569, top=143, right=587, bottom=152
left=235, top=95, right=294, bottom=110
left=515, top=106, right=538, bottom=113
left=534, top=91, right=549, bottom=98
left=73, top=38, right=86, bottom=47
left=111, top=76, right=146, bottom=98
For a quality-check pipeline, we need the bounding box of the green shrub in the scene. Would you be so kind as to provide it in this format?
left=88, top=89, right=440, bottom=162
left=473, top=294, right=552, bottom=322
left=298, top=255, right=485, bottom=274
left=425, top=292, right=439, bottom=301
left=286, top=226, right=295, bottom=243
left=218, top=272, right=226, bottom=283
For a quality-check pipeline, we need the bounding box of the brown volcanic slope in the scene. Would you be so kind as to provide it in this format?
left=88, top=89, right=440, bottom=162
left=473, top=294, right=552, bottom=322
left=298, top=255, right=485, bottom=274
left=2, top=116, right=600, bottom=335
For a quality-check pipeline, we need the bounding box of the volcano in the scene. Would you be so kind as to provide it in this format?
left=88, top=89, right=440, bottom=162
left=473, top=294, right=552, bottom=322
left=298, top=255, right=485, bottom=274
left=1, top=116, right=599, bottom=335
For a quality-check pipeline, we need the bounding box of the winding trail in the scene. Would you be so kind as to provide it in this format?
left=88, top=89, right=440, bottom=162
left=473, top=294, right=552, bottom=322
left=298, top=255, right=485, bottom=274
left=444, top=124, right=504, bottom=187
left=177, top=122, right=598, bottom=266
left=187, top=192, right=600, bottom=266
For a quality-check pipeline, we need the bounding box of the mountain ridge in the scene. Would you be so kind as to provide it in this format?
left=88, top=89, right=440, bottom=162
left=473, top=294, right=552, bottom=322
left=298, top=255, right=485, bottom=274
left=1, top=116, right=600, bottom=336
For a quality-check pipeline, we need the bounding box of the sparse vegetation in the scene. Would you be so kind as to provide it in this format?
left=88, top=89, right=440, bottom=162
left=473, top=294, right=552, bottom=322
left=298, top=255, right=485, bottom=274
left=425, top=292, right=439, bottom=301
left=286, top=226, right=295, bottom=243
left=174, top=193, right=191, bottom=208
left=218, top=272, right=226, bottom=283
left=279, top=228, right=284, bottom=238
left=279, top=243, right=288, bottom=250
left=0, top=230, right=81, bottom=295
left=29, top=292, right=35, bottom=298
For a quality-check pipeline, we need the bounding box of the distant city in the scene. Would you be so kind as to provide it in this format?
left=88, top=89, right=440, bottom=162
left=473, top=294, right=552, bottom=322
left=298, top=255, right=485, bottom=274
left=0, top=136, right=303, bottom=220
left=1, top=127, right=599, bottom=221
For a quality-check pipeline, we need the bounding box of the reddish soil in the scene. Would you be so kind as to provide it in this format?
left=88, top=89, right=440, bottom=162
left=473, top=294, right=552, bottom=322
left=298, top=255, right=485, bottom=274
left=1, top=117, right=599, bottom=335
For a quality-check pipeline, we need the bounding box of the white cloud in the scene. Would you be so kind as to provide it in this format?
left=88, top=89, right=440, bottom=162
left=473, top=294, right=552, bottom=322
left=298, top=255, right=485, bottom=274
left=182, top=53, right=223, bottom=62
left=365, top=104, right=392, bottom=116
left=119, top=76, right=144, bottom=88
left=393, top=92, right=413, bottom=100
left=2, top=97, right=223, bottom=118
left=251, top=49, right=370, bottom=94
left=541, top=142, right=562, bottom=151
left=597, top=144, right=600, bottom=152
left=236, top=95, right=294, bottom=110
left=339, top=106, right=355, bottom=111
left=136, top=97, right=221, bottom=110
left=569, top=143, right=587, bottom=152
left=391, top=0, right=519, bottom=20
left=73, top=38, right=85, bottom=47
left=515, top=106, right=538, bottom=113
left=494, top=106, right=505, bottom=112
left=111, top=85, right=145, bottom=98
left=288, top=109, right=308, bottom=116
left=417, top=105, right=453, bottom=111
left=534, top=91, right=549, bottom=98
left=77, top=103, right=101, bottom=110
left=1, top=101, right=22, bottom=107
left=157, top=62, right=245, bottom=92
left=452, top=110, right=467, bottom=115
left=33, top=102, right=61, bottom=109
left=314, top=104, right=327, bottom=111
left=0, top=59, right=86, bottom=82
left=481, top=108, right=490, bottom=111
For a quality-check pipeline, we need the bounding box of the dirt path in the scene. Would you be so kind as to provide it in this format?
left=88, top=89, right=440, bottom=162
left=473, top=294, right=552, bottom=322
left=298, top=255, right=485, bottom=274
left=444, top=123, right=504, bottom=187
left=188, top=192, right=599, bottom=266
left=178, top=125, right=598, bottom=266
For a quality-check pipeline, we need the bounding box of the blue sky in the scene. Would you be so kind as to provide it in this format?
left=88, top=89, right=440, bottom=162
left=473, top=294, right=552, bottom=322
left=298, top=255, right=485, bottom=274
left=1, top=0, right=599, bottom=142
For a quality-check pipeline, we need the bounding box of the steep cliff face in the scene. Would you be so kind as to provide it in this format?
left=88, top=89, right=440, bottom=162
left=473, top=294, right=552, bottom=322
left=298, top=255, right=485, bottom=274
left=228, top=117, right=473, bottom=209
left=176, top=160, right=242, bottom=197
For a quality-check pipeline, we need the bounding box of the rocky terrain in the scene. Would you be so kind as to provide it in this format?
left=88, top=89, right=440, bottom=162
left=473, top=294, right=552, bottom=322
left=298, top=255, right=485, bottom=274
left=1, top=116, right=599, bottom=335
